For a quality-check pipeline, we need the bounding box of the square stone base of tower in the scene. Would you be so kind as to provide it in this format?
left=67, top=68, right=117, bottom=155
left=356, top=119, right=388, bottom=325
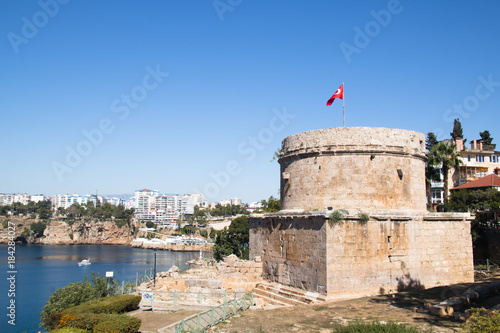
left=249, top=211, right=474, bottom=300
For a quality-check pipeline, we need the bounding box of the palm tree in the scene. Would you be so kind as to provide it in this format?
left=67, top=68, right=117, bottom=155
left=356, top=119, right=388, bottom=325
left=428, top=141, right=463, bottom=204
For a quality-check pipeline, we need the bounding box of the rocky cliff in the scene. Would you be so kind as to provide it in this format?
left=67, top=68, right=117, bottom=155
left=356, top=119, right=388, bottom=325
left=0, top=216, right=136, bottom=245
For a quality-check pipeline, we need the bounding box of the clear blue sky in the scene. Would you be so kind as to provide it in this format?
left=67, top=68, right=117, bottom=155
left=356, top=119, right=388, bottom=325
left=1, top=0, right=499, bottom=203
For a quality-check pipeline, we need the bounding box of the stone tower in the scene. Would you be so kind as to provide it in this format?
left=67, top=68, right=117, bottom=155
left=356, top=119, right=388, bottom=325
left=279, top=127, right=426, bottom=212
left=250, top=127, right=474, bottom=299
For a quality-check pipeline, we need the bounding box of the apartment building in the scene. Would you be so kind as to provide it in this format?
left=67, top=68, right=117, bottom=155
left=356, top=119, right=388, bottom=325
left=135, top=189, right=159, bottom=221
left=453, top=138, right=500, bottom=186
left=134, top=189, right=204, bottom=225
left=431, top=138, right=500, bottom=206
left=0, top=193, right=48, bottom=206
left=51, top=194, right=102, bottom=210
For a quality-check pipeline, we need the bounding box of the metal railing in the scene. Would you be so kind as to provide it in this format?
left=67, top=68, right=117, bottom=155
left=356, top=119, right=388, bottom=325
left=475, top=259, right=499, bottom=272
left=107, top=268, right=154, bottom=296
left=174, top=291, right=253, bottom=333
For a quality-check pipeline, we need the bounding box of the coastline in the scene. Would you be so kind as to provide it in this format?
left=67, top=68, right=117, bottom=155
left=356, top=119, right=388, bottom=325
left=0, top=216, right=213, bottom=252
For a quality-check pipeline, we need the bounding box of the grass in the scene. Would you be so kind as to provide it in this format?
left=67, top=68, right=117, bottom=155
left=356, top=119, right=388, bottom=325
left=332, top=321, right=420, bottom=333
left=312, top=305, right=329, bottom=311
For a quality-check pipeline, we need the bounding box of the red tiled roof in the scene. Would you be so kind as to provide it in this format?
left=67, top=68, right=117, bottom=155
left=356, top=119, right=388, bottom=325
left=452, top=174, right=500, bottom=190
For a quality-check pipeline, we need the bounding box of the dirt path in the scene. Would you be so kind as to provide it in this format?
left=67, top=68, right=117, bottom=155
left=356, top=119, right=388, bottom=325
left=130, top=309, right=202, bottom=332
left=130, top=277, right=500, bottom=332
left=207, top=296, right=461, bottom=333
left=207, top=280, right=499, bottom=333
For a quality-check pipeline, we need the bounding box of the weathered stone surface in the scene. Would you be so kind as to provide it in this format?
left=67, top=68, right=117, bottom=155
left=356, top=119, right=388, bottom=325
left=279, top=127, right=426, bottom=212
left=0, top=216, right=135, bottom=245
left=249, top=127, right=474, bottom=300
left=149, top=256, right=264, bottom=294
left=250, top=213, right=474, bottom=299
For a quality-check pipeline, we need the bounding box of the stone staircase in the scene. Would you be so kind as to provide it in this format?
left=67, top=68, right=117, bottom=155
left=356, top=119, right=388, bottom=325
left=253, top=282, right=327, bottom=306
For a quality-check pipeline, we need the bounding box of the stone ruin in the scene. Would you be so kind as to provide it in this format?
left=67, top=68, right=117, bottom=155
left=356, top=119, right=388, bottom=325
left=250, top=127, right=474, bottom=300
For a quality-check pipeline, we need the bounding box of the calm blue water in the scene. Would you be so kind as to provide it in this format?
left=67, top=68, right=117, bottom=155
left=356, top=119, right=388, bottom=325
left=0, top=244, right=200, bottom=333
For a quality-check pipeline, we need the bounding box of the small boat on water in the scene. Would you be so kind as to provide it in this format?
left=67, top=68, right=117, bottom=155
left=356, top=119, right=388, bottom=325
left=78, top=258, right=91, bottom=266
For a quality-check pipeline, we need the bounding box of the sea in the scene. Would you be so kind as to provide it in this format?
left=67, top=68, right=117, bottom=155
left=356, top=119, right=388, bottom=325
left=0, top=244, right=200, bottom=333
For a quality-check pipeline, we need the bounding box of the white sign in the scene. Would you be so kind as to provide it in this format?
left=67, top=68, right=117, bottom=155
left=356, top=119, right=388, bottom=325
left=105, top=271, right=114, bottom=278
left=142, top=292, right=154, bottom=300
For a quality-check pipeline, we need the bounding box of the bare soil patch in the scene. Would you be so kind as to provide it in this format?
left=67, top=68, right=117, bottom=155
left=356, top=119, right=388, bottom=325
left=208, top=278, right=500, bottom=333
left=130, top=309, right=201, bottom=332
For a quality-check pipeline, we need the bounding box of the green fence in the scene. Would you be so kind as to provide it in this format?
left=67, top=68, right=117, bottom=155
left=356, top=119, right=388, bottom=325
left=175, top=291, right=253, bottom=333
left=108, top=268, right=154, bottom=296
left=474, top=259, right=500, bottom=272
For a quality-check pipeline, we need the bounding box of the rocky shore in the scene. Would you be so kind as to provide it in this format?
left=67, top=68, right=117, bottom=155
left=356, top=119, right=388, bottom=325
left=0, top=216, right=214, bottom=253
left=0, top=215, right=136, bottom=245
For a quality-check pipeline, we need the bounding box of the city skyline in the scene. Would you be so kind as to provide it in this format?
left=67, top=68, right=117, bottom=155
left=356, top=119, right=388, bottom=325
left=2, top=1, right=500, bottom=203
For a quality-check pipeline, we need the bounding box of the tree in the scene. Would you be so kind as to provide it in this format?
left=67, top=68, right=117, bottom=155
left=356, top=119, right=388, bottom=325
left=428, top=141, right=463, bottom=204
left=39, top=272, right=113, bottom=330
left=261, top=196, right=280, bottom=212
left=213, top=215, right=249, bottom=260
left=480, top=130, right=496, bottom=150
left=30, top=221, right=46, bottom=237
left=445, top=188, right=500, bottom=212
left=425, top=132, right=441, bottom=209
left=37, top=207, right=51, bottom=220
left=40, top=281, right=99, bottom=329
left=425, top=132, right=439, bottom=151
left=450, top=118, right=465, bottom=141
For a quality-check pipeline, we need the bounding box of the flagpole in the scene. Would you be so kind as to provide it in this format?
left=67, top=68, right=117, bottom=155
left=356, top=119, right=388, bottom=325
left=342, top=82, right=345, bottom=127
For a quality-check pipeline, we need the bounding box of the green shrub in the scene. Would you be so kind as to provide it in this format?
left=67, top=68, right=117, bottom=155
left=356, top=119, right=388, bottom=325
left=464, top=308, right=500, bottom=333
left=21, top=227, right=30, bottom=237
left=328, top=210, right=348, bottom=226
left=40, top=281, right=100, bottom=331
left=2, top=220, right=8, bottom=228
left=51, top=327, right=88, bottom=333
left=114, top=219, right=127, bottom=228
left=333, top=321, right=419, bottom=332
left=60, top=313, right=141, bottom=333
left=63, top=295, right=141, bottom=315
left=358, top=213, right=369, bottom=224
left=30, top=221, right=46, bottom=237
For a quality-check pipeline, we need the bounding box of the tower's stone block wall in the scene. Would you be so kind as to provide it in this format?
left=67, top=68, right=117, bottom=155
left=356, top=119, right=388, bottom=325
left=279, top=127, right=426, bottom=212
left=250, top=126, right=474, bottom=299
left=250, top=212, right=474, bottom=299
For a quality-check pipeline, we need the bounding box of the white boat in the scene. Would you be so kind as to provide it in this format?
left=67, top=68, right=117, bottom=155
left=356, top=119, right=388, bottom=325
left=78, top=258, right=91, bottom=266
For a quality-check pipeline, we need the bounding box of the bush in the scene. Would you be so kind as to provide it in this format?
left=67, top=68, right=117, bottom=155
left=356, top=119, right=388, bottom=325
left=464, top=308, right=500, bottom=333
left=328, top=210, right=348, bottom=226
left=40, top=281, right=100, bottom=330
left=63, top=295, right=141, bottom=315
left=30, top=221, right=46, bottom=237
left=358, top=213, right=369, bottom=224
left=114, top=219, right=127, bottom=228
left=51, top=327, right=88, bottom=333
left=59, top=313, right=141, bottom=333
left=333, top=321, right=419, bottom=332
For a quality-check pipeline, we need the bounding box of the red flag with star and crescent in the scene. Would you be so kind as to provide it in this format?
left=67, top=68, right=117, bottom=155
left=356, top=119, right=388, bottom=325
left=326, top=84, right=344, bottom=106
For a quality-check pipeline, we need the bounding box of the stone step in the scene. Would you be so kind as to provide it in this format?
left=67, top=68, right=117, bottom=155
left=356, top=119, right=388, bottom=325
left=252, top=292, right=290, bottom=307
left=253, top=286, right=309, bottom=306
left=256, top=283, right=325, bottom=303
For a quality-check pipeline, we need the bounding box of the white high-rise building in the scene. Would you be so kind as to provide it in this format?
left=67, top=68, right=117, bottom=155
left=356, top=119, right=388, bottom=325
left=51, top=194, right=103, bottom=210
left=135, top=189, right=159, bottom=221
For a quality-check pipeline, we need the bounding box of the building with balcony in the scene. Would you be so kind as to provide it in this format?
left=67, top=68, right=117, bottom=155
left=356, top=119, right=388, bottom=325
left=453, top=138, right=499, bottom=186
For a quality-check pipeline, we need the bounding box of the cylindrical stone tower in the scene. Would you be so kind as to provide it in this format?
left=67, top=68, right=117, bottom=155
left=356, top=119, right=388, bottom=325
left=278, top=127, right=426, bottom=212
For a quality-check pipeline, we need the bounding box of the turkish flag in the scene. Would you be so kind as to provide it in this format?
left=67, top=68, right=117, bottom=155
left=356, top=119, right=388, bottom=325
left=326, top=84, right=344, bottom=106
